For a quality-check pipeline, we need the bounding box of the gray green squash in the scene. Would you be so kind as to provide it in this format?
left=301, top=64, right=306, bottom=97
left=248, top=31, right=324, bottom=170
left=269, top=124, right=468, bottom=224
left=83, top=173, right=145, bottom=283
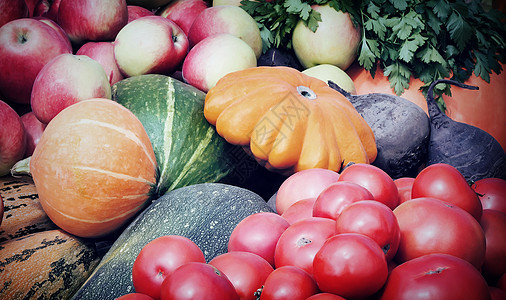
left=72, top=183, right=273, bottom=299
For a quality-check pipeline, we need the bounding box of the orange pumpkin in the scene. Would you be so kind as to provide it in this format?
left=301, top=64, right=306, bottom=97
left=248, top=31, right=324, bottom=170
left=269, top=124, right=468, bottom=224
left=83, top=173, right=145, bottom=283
left=20, top=98, right=158, bottom=238
left=347, top=63, right=506, bottom=151
left=204, top=66, right=377, bottom=174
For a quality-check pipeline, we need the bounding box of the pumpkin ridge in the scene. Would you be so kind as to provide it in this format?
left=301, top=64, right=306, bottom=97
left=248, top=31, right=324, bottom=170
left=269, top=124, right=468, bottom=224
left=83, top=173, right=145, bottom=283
left=70, top=166, right=156, bottom=185
left=166, top=127, right=216, bottom=192
left=68, top=118, right=157, bottom=169
left=41, top=198, right=147, bottom=224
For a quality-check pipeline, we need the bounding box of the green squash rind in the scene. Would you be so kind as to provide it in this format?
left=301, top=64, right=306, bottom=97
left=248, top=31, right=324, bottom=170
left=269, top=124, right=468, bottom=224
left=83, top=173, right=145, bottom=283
left=71, top=183, right=273, bottom=300
left=111, top=75, right=238, bottom=196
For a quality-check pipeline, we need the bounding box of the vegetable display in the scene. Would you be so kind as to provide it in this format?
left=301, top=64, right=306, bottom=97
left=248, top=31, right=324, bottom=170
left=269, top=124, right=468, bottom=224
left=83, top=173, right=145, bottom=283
left=425, top=79, right=506, bottom=181
left=72, top=183, right=272, bottom=299
left=328, top=80, right=430, bottom=178
left=11, top=98, right=158, bottom=238
left=204, top=66, right=377, bottom=174
left=111, top=74, right=237, bottom=196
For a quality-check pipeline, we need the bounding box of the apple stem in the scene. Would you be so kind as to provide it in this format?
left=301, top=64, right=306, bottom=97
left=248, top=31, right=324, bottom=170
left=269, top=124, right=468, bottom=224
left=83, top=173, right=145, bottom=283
left=10, top=157, right=32, bottom=177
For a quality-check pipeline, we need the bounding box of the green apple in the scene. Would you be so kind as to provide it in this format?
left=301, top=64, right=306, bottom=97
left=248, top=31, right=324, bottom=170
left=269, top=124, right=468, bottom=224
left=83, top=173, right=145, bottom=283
left=292, top=4, right=361, bottom=70
left=302, top=64, right=357, bottom=94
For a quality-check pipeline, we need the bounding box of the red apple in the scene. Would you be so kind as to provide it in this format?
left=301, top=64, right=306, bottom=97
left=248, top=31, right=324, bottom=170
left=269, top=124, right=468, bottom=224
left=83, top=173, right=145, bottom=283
left=32, top=16, right=72, bottom=50
left=157, top=0, right=208, bottom=36
left=114, top=15, right=189, bottom=77
left=76, top=41, right=124, bottom=85
left=20, top=111, right=46, bottom=157
left=0, top=0, right=28, bottom=28
left=25, top=0, right=39, bottom=17
left=0, top=100, right=26, bottom=176
left=33, top=0, right=61, bottom=22
left=0, top=18, right=72, bottom=104
left=292, top=3, right=361, bottom=70
left=57, top=0, right=128, bottom=45
left=31, top=53, right=112, bottom=124
left=127, top=5, right=154, bottom=23
left=188, top=5, right=262, bottom=58
left=182, top=33, right=257, bottom=92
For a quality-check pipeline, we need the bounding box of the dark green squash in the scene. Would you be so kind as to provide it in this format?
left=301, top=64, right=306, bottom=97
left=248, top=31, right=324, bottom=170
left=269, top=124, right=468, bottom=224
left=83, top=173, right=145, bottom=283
left=72, top=183, right=273, bottom=299
left=111, top=74, right=239, bottom=196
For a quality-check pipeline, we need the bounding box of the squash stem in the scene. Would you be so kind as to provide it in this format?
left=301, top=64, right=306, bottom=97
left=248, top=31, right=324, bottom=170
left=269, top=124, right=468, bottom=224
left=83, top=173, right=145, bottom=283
left=11, top=157, right=32, bottom=177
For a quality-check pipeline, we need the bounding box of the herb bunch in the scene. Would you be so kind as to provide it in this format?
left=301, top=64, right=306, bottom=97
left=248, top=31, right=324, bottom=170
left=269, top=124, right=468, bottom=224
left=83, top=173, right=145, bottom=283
left=241, top=0, right=506, bottom=102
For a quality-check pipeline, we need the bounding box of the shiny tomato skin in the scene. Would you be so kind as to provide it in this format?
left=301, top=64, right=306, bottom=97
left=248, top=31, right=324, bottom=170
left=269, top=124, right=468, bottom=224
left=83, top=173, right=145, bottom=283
left=259, top=265, right=319, bottom=300
left=132, top=235, right=205, bottom=300
left=480, top=209, right=506, bottom=281
left=393, top=197, right=486, bottom=269
left=228, top=212, right=289, bottom=266
left=274, top=217, right=336, bottom=275
left=379, top=253, right=491, bottom=300
left=280, top=197, right=316, bottom=225
left=473, top=178, right=506, bottom=215
left=335, top=200, right=400, bottom=261
left=160, top=262, right=238, bottom=300
left=306, top=293, right=346, bottom=300
left=275, top=168, right=340, bottom=214
left=312, top=181, right=375, bottom=220
left=209, top=251, right=274, bottom=300
left=337, top=163, right=399, bottom=209
left=312, top=233, right=388, bottom=299
left=394, top=177, right=415, bottom=205
left=411, top=163, right=483, bottom=220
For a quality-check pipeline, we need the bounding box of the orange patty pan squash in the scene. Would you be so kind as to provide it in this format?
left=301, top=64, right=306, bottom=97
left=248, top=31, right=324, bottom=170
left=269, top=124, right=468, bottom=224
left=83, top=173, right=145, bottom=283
left=204, top=66, right=377, bottom=174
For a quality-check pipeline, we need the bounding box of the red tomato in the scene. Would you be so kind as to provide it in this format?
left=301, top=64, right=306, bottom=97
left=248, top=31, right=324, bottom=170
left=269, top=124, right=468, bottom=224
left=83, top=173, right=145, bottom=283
left=411, top=163, right=483, bottom=220
left=480, top=210, right=506, bottom=281
left=393, top=197, right=486, bottom=269
left=306, top=293, right=346, bottom=300
left=379, top=253, right=491, bottom=300
left=335, top=200, right=400, bottom=261
left=393, top=177, right=415, bottom=205
left=312, top=233, right=388, bottom=299
left=337, top=163, right=399, bottom=209
left=228, top=212, right=290, bottom=266
left=274, top=217, right=336, bottom=275
left=473, top=178, right=506, bottom=215
left=160, top=262, right=238, bottom=300
left=275, top=168, right=340, bottom=214
left=209, top=251, right=274, bottom=300
left=131, top=235, right=205, bottom=300
left=259, top=265, right=319, bottom=300
left=116, top=293, right=154, bottom=300
left=312, top=181, right=374, bottom=220
left=280, top=197, right=316, bottom=225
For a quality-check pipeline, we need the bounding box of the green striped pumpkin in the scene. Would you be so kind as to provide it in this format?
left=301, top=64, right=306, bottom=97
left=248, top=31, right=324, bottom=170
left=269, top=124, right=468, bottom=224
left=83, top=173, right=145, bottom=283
left=111, top=75, right=237, bottom=196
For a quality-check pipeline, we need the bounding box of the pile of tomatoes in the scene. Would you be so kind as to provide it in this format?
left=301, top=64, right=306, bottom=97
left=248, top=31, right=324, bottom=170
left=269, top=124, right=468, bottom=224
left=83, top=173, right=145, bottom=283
left=116, top=163, right=506, bottom=300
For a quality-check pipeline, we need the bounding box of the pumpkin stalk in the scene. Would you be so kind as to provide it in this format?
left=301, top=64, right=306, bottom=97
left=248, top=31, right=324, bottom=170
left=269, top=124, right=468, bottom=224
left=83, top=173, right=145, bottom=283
left=11, top=157, right=31, bottom=177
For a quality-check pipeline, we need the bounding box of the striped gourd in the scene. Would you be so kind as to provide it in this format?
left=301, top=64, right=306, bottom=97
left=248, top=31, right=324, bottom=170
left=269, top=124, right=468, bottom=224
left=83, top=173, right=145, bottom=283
left=0, top=176, right=56, bottom=243
left=0, top=229, right=100, bottom=299
left=111, top=74, right=237, bottom=196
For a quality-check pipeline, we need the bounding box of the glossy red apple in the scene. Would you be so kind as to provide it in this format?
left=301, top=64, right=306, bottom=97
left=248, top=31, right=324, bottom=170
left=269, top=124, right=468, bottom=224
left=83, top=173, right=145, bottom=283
left=188, top=5, right=262, bottom=58
left=182, top=33, right=257, bottom=92
left=76, top=41, right=124, bottom=85
left=0, top=100, right=26, bottom=176
left=114, top=15, right=189, bottom=77
left=32, top=16, right=72, bottom=50
left=0, top=0, right=28, bottom=28
left=0, top=18, right=72, bottom=104
left=31, top=54, right=112, bottom=124
left=57, top=0, right=128, bottom=45
left=33, top=0, right=61, bottom=22
left=157, top=0, right=208, bottom=36
left=20, top=111, right=46, bottom=157
left=127, top=5, right=154, bottom=23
